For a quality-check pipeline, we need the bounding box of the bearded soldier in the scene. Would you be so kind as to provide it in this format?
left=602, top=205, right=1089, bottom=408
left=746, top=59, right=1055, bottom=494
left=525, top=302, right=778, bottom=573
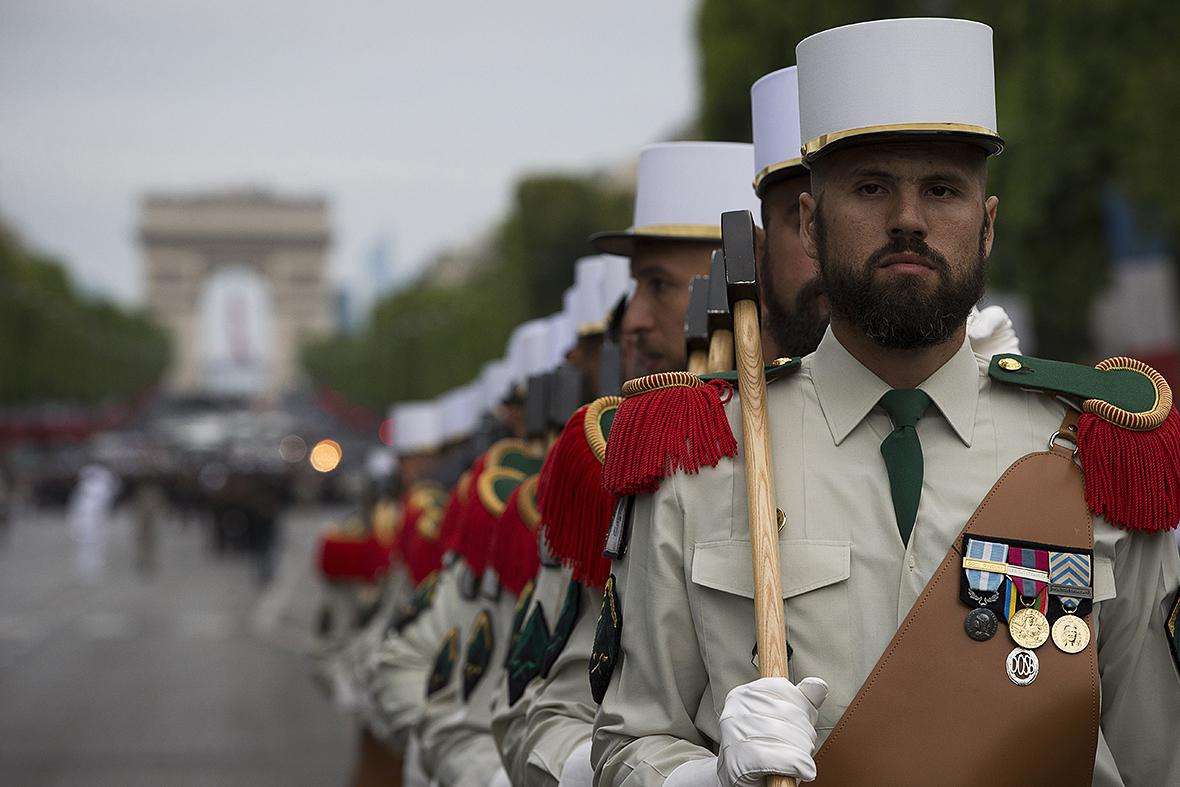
left=593, top=18, right=1180, bottom=786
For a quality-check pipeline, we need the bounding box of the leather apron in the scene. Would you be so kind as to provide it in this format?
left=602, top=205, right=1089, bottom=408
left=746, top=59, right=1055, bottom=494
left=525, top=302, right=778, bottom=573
left=812, top=441, right=1099, bottom=785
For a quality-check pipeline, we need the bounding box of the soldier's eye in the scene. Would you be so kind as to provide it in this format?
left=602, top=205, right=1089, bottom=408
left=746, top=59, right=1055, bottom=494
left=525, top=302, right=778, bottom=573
left=858, top=183, right=885, bottom=196
left=928, top=184, right=956, bottom=198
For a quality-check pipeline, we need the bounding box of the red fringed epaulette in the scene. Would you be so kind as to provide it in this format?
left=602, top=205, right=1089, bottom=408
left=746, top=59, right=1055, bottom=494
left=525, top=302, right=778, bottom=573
left=990, top=354, right=1180, bottom=532
left=602, top=371, right=736, bottom=496
left=1076, top=362, right=1180, bottom=532
left=491, top=476, right=541, bottom=596
left=439, top=457, right=483, bottom=556
left=539, top=398, right=621, bottom=589
left=318, top=513, right=390, bottom=582
left=397, top=483, right=447, bottom=584
left=455, top=450, right=527, bottom=576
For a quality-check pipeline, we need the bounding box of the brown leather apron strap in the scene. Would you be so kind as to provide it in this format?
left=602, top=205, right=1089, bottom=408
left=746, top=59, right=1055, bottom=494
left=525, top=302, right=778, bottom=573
left=812, top=450, right=1098, bottom=786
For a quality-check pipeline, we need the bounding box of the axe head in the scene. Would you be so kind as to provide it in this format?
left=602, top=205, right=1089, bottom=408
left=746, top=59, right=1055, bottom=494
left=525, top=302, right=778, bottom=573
left=706, top=250, right=733, bottom=331
left=549, top=363, right=583, bottom=429
left=524, top=372, right=551, bottom=439
left=722, top=210, right=759, bottom=309
left=685, top=275, right=710, bottom=352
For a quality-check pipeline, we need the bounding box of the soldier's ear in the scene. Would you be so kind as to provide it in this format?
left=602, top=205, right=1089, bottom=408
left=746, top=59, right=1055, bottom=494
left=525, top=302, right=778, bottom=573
left=754, top=224, right=766, bottom=264
left=983, top=196, right=999, bottom=261
left=799, top=192, right=819, bottom=261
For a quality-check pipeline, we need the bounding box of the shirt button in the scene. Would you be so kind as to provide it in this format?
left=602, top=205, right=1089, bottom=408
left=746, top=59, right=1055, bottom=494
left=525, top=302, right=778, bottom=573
left=908, top=556, right=916, bottom=570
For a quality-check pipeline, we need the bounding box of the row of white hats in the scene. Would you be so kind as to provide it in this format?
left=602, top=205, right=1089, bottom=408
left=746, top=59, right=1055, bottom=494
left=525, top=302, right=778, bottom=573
left=390, top=254, right=632, bottom=453
left=594, top=18, right=999, bottom=251
left=389, top=18, right=1001, bottom=453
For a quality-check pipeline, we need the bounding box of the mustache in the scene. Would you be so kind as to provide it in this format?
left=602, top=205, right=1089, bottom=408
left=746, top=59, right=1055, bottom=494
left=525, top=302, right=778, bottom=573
left=866, top=236, right=950, bottom=274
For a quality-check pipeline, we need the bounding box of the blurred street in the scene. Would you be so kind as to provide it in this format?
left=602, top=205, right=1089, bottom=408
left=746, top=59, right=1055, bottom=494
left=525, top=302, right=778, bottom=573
left=0, top=505, right=353, bottom=787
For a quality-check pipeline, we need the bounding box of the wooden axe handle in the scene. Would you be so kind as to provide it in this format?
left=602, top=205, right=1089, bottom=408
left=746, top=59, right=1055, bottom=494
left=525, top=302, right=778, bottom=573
left=723, top=210, right=795, bottom=787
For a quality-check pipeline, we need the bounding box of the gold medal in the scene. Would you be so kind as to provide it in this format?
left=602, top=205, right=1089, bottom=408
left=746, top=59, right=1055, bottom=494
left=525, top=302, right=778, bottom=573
left=1051, top=614, right=1090, bottom=654
left=1009, top=607, right=1050, bottom=649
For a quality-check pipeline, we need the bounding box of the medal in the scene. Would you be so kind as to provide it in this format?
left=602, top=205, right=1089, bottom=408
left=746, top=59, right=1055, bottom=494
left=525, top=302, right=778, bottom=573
left=1009, top=606, right=1050, bottom=649
left=1005, top=647, right=1039, bottom=686
left=1004, top=547, right=1050, bottom=623
left=964, top=606, right=998, bottom=641
left=962, top=539, right=1007, bottom=640
left=1051, top=614, right=1090, bottom=653
left=1048, top=551, right=1092, bottom=614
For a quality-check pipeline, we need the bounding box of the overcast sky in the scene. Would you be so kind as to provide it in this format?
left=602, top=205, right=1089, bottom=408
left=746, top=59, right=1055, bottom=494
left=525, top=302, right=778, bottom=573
left=0, top=1, right=698, bottom=308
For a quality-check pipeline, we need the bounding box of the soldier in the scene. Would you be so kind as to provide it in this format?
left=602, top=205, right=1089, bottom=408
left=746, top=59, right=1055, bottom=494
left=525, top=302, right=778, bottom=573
left=592, top=142, right=761, bottom=378
left=415, top=317, right=562, bottom=786
left=750, top=66, right=828, bottom=360
left=486, top=143, right=762, bottom=786
left=593, top=18, right=1180, bottom=786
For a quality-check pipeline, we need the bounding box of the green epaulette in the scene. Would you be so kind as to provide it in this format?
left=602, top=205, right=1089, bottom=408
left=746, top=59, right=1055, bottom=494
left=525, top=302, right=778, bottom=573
left=989, top=354, right=1179, bottom=533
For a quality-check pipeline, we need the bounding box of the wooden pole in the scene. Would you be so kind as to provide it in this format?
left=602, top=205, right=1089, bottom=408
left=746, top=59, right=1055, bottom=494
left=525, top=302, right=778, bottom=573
left=706, top=250, right=735, bottom=372
left=706, top=330, right=734, bottom=373
left=685, top=275, right=710, bottom=376
left=723, top=211, right=795, bottom=787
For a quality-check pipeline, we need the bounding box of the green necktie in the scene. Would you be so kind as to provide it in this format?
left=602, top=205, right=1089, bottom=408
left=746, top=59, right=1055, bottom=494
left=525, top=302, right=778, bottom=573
left=878, top=389, right=932, bottom=546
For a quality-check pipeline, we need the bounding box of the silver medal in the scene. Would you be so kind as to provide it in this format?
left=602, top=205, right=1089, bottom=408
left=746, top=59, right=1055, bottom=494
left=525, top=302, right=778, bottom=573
left=1005, top=647, right=1039, bottom=686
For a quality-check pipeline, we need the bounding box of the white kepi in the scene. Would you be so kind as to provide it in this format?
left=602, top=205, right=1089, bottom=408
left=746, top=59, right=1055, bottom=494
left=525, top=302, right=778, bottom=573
left=750, top=66, right=805, bottom=196
left=566, top=255, right=629, bottom=337
left=796, top=18, right=1003, bottom=163
left=439, top=383, right=482, bottom=444
left=390, top=400, right=442, bottom=455
left=591, top=141, right=760, bottom=257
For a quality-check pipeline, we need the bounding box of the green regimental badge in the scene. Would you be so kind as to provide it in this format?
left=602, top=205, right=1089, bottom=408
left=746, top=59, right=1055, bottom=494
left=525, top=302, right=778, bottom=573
left=589, top=575, right=622, bottom=704
left=541, top=578, right=583, bottom=679
left=462, top=610, right=495, bottom=701
left=1167, top=589, right=1180, bottom=674
left=390, top=570, right=439, bottom=634
left=507, top=605, right=550, bottom=706
left=426, top=627, right=458, bottom=698
left=503, top=580, right=535, bottom=669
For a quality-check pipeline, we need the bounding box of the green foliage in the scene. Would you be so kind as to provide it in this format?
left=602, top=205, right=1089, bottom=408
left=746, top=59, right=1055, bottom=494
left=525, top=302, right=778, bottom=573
left=0, top=223, right=170, bottom=405
left=303, top=172, right=631, bottom=406
left=697, top=1, right=1180, bottom=360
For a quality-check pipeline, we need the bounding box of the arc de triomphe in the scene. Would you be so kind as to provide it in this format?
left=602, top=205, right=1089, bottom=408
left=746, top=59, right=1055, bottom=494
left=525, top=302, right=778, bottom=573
left=140, top=189, right=332, bottom=398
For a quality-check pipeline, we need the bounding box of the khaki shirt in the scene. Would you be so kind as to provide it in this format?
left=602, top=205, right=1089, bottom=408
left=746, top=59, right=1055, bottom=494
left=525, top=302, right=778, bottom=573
left=371, top=562, right=481, bottom=749
left=594, top=329, right=1180, bottom=786
left=490, top=564, right=600, bottom=786
left=489, top=562, right=570, bottom=785
left=421, top=588, right=517, bottom=786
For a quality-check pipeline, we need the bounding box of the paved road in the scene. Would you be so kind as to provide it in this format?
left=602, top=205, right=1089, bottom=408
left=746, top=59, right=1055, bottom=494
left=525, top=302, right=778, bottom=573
left=0, top=504, right=356, bottom=786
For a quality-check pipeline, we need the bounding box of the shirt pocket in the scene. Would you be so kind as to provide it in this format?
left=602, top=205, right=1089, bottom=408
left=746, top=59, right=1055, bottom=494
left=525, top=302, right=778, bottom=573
left=689, top=539, right=853, bottom=735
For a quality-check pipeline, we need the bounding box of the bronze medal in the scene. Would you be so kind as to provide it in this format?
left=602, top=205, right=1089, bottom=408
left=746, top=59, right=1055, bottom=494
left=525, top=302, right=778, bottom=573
left=964, top=607, right=998, bottom=641
left=1009, top=607, right=1050, bottom=649
left=1050, top=613, right=1090, bottom=654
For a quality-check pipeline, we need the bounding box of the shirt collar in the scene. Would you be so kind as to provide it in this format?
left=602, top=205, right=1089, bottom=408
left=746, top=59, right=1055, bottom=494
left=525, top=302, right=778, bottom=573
left=810, top=327, right=979, bottom=447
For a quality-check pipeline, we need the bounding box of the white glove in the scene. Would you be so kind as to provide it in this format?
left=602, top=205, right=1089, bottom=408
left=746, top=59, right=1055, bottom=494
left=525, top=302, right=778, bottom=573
left=558, top=739, right=594, bottom=787
left=717, top=676, right=829, bottom=785
left=967, top=305, right=1021, bottom=358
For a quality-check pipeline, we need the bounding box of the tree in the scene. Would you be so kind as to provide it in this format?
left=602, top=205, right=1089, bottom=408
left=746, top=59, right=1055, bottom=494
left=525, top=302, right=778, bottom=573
left=0, top=222, right=170, bottom=405
left=302, top=171, right=632, bottom=406
left=696, top=1, right=1180, bottom=360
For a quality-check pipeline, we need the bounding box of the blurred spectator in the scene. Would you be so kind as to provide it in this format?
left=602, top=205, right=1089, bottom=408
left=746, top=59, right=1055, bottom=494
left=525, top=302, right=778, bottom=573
left=67, top=464, right=120, bottom=581
left=133, top=480, right=167, bottom=576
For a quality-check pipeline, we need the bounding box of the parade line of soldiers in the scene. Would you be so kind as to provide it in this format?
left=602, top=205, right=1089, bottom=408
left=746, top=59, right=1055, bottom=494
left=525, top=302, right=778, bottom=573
left=312, top=17, right=1180, bottom=787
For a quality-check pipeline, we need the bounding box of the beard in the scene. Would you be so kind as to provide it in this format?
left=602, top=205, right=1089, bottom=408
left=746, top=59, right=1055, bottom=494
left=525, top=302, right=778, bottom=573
left=814, top=206, right=987, bottom=350
left=762, top=273, right=828, bottom=358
